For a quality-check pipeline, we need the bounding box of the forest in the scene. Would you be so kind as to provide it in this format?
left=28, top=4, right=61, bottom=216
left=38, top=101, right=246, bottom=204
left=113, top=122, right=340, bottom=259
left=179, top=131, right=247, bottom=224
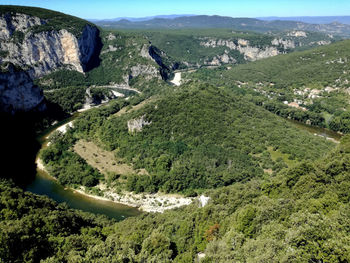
left=186, top=39, right=350, bottom=133
left=41, top=83, right=335, bottom=195
left=2, top=136, right=350, bottom=262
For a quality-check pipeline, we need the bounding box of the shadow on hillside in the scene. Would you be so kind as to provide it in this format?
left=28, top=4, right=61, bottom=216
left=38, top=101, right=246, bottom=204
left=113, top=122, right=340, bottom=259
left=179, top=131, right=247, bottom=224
left=84, top=29, right=103, bottom=72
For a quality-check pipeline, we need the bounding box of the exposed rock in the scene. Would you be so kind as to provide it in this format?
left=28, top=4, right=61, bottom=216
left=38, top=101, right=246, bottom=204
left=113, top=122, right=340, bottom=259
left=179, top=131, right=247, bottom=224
left=101, top=44, right=118, bottom=54
left=140, top=44, right=152, bottom=59
left=199, top=37, right=280, bottom=61
left=127, top=115, right=151, bottom=133
left=237, top=38, right=248, bottom=46
left=0, top=12, right=102, bottom=113
left=130, top=64, right=160, bottom=80
left=0, top=66, right=45, bottom=113
left=0, top=13, right=44, bottom=39
left=206, top=53, right=237, bottom=65
left=106, top=33, right=116, bottom=41
left=148, top=45, right=178, bottom=80
left=0, top=13, right=101, bottom=77
left=271, top=38, right=296, bottom=49
left=316, top=40, right=331, bottom=46
left=287, top=30, right=307, bottom=37
left=197, top=253, right=206, bottom=261
left=199, top=195, right=210, bottom=207
left=237, top=45, right=279, bottom=61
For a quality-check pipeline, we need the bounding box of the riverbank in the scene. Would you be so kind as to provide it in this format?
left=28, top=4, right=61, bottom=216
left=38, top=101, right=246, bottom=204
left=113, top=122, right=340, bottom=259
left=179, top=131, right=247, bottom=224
left=35, top=116, right=194, bottom=213
left=37, top=159, right=194, bottom=213
left=74, top=184, right=194, bottom=213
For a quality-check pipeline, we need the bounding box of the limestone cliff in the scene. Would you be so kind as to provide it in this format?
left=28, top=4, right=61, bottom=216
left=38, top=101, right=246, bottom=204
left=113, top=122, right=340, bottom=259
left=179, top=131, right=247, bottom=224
left=0, top=13, right=101, bottom=77
left=0, top=11, right=101, bottom=113
left=198, top=32, right=330, bottom=62
left=0, top=66, right=45, bottom=113
left=199, top=37, right=281, bottom=61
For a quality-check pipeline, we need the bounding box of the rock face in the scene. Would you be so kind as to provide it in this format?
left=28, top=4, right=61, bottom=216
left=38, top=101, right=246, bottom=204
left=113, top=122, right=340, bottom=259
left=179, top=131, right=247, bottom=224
left=199, top=37, right=281, bottom=61
left=127, top=115, right=151, bottom=133
left=0, top=12, right=101, bottom=113
left=0, top=13, right=101, bottom=77
left=130, top=64, right=161, bottom=80
left=0, top=66, right=45, bottom=113
left=148, top=45, right=178, bottom=80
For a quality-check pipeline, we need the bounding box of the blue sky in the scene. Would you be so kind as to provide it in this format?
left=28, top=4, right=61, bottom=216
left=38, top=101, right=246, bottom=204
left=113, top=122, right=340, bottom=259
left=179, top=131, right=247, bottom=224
left=1, top=0, right=350, bottom=19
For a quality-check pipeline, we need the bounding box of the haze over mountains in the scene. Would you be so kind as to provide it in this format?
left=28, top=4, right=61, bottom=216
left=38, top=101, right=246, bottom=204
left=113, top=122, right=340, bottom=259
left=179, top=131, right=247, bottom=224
left=89, top=14, right=196, bottom=22
left=258, top=16, right=350, bottom=25
left=92, top=14, right=350, bottom=38
left=91, top=15, right=350, bottom=25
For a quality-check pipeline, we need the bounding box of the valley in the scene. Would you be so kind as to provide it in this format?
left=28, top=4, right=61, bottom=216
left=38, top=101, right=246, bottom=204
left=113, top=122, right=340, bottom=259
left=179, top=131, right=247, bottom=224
left=1, top=4, right=350, bottom=263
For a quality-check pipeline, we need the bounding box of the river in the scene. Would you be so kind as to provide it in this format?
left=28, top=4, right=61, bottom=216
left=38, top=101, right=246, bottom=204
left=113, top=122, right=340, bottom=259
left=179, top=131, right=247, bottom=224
left=287, top=119, right=341, bottom=143
left=25, top=113, right=141, bottom=221
left=24, top=100, right=341, bottom=221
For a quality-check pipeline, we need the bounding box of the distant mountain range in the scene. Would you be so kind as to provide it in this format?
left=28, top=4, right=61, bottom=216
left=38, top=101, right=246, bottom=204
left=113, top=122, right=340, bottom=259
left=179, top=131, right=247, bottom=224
left=258, top=16, right=350, bottom=25
left=92, top=15, right=350, bottom=38
left=89, top=14, right=195, bottom=23
left=91, top=15, right=350, bottom=25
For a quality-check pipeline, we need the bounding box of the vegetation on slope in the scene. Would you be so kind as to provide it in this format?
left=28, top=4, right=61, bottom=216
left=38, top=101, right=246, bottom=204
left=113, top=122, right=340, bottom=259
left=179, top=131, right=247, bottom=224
left=186, top=39, right=350, bottom=133
left=2, top=136, right=350, bottom=262
left=118, top=28, right=335, bottom=70
left=36, top=30, right=159, bottom=89
left=41, top=84, right=334, bottom=194
left=0, top=180, right=113, bottom=263
left=0, top=5, right=93, bottom=37
left=95, top=15, right=350, bottom=38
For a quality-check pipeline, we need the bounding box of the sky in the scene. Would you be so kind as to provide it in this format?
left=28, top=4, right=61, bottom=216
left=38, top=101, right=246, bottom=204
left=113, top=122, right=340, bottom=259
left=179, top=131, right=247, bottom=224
left=1, top=0, right=350, bottom=19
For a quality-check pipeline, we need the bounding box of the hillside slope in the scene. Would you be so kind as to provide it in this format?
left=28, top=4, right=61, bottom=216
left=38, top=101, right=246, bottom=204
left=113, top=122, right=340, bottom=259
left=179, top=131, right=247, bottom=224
left=139, top=29, right=335, bottom=70
left=187, top=39, right=350, bottom=133
left=41, top=84, right=335, bottom=194
left=2, top=136, right=350, bottom=262
left=95, top=15, right=350, bottom=38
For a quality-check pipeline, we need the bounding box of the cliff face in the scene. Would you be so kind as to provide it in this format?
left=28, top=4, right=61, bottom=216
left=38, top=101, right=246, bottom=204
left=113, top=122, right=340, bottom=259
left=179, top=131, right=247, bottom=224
left=198, top=31, right=332, bottom=63
left=0, top=66, right=45, bottom=113
left=0, top=13, right=101, bottom=77
left=0, top=12, right=101, bottom=113
left=199, top=38, right=281, bottom=62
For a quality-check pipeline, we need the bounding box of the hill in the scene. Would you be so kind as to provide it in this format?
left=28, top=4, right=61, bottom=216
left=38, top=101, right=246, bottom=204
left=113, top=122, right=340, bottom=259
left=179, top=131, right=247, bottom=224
left=95, top=15, right=350, bottom=38
left=136, top=28, right=336, bottom=70
left=259, top=16, right=350, bottom=25
left=40, top=84, right=335, bottom=195
left=186, top=39, right=350, bottom=133
left=2, top=136, right=350, bottom=262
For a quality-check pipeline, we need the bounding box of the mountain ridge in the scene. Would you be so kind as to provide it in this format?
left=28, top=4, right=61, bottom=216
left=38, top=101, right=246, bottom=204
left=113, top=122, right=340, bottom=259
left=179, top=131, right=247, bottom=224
left=94, top=15, right=350, bottom=38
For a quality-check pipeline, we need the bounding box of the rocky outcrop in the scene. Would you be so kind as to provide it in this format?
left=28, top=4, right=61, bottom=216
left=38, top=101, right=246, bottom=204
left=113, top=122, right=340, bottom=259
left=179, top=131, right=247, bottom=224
left=0, top=66, right=45, bottom=113
left=0, top=12, right=102, bottom=113
left=0, top=13, right=101, bottom=77
left=287, top=30, right=307, bottom=37
left=199, top=37, right=281, bottom=61
left=0, top=13, right=44, bottom=39
left=271, top=38, right=296, bottom=49
left=148, top=45, right=178, bottom=80
left=127, top=115, right=151, bottom=133
left=130, top=64, right=161, bottom=80
left=206, top=52, right=237, bottom=66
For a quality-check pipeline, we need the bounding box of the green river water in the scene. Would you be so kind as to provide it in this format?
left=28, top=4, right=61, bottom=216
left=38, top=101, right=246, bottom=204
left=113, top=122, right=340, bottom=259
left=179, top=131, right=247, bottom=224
left=25, top=113, right=141, bottom=220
